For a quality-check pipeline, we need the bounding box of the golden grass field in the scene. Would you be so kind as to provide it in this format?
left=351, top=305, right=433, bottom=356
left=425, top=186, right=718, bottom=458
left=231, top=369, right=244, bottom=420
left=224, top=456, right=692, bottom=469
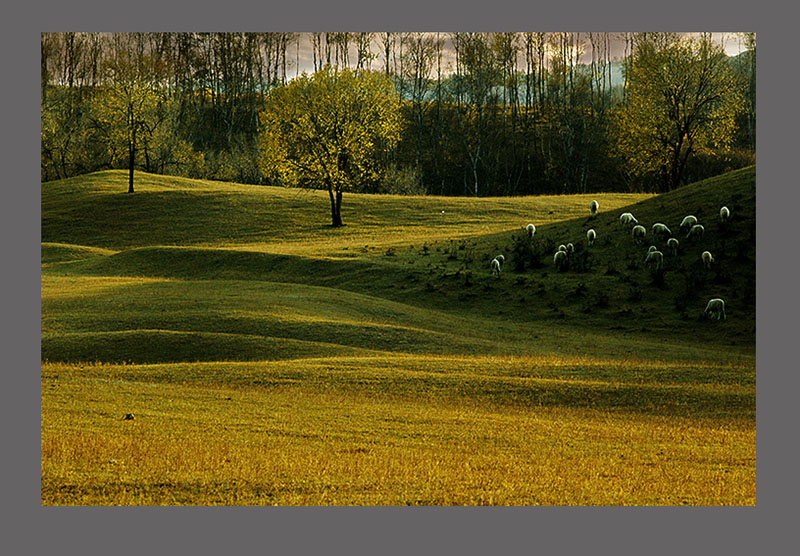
left=41, top=169, right=756, bottom=505
left=42, top=358, right=754, bottom=506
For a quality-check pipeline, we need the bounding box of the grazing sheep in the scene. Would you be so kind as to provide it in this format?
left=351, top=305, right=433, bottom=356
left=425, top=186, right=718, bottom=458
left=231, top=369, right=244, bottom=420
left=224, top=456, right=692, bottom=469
left=587, top=229, right=596, bottom=246
left=590, top=200, right=599, bottom=216
left=566, top=243, right=575, bottom=255
left=720, top=206, right=730, bottom=223
left=553, top=250, right=568, bottom=271
left=701, top=251, right=714, bottom=269
left=490, top=257, right=502, bottom=278
left=686, top=224, right=705, bottom=240
left=652, top=223, right=672, bottom=241
left=619, top=212, right=638, bottom=226
left=632, top=225, right=646, bottom=244
left=526, top=223, right=536, bottom=238
left=704, top=298, right=726, bottom=320
left=558, top=244, right=567, bottom=253
left=644, top=250, right=664, bottom=270
left=679, top=215, right=698, bottom=235
left=647, top=245, right=658, bottom=253
left=667, top=237, right=679, bottom=256
left=495, top=254, right=505, bottom=267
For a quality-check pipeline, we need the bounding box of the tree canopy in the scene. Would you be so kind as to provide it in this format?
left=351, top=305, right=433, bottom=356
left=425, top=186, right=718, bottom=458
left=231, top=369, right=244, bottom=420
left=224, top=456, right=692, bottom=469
left=259, top=66, right=401, bottom=226
left=613, top=33, right=746, bottom=192
left=41, top=32, right=755, bottom=195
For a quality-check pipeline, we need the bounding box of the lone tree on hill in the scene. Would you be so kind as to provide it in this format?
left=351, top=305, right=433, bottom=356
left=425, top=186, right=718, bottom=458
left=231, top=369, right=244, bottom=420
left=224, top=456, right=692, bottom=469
left=614, top=33, right=745, bottom=192
left=98, top=33, right=169, bottom=193
left=259, top=66, right=401, bottom=226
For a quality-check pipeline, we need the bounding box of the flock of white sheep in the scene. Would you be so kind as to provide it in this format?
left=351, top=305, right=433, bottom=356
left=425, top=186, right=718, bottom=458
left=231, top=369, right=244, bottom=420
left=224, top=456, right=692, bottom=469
left=490, top=200, right=732, bottom=321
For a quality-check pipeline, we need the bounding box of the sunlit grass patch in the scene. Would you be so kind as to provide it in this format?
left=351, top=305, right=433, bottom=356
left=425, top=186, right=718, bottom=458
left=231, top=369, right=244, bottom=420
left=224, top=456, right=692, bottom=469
left=42, top=361, right=755, bottom=505
left=41, top=242, right=118, bottom=264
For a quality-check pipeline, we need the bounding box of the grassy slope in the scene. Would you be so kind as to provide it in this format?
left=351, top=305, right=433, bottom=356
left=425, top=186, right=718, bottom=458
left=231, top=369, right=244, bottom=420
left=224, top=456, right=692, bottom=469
left=42, top=170, right=651, bottom=253
left=42, top=167, right=755, bottom=363
left=40, top=168, right=756, bottom=505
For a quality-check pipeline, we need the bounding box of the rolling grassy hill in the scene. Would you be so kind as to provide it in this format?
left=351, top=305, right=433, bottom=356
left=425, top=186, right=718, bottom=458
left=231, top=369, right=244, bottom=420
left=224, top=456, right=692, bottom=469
left=40, top=167, right=756, bottom=505
left=42, top=167, right=755, bottom=363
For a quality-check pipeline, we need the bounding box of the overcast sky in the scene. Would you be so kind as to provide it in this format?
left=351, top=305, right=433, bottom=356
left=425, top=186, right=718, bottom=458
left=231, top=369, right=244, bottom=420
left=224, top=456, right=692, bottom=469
left=284, top=32, right=751, bottom=77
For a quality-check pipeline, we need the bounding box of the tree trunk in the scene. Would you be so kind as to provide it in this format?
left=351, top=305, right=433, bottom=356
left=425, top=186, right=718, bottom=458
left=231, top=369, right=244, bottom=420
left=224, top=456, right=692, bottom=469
left=128, top=124, right=136, bottom=193
left=328, top=185, right=343, bottom=227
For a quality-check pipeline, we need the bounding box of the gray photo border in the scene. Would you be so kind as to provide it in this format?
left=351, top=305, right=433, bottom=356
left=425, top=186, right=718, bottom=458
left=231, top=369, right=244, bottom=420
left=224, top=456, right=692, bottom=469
left=9, top=0, right=796, bottom=554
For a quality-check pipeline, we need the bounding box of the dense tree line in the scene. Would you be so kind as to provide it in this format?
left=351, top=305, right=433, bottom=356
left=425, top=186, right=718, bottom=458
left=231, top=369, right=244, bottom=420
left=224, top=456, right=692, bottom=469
left=41, top=32, right=755, bottom=195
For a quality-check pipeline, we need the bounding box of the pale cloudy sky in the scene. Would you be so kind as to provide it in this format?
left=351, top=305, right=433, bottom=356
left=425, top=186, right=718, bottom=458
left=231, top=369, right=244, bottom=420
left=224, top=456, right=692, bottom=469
left=285, top=32, right=751, bottom=77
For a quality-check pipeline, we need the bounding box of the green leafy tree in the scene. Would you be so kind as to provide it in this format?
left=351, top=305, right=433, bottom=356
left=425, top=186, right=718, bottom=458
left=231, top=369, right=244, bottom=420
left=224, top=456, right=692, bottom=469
left=97, top=33, right=169, bottom=193
left=614, top=33, right=745, bottom=191
left=259, top=66, right=401, bottom=226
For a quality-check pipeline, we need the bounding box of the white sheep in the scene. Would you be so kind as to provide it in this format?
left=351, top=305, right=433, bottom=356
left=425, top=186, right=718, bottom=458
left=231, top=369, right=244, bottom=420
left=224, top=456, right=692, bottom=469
left=701, top=251, right=714, bottom=269
left=526, top=223, right=536, bottom=238
left=647, top=245, right=658, bottom=253
left=720, top=206, right=730, bottom=223
left=566, top=242, right=575, bottom=255
left=553, top=250, right=568, bottom=271
left=667, top=237, right=679, bottom=256
left=686, top=224, right=705, bottom=240
left=644, top=250, right=664, bottom=270
left=558, top=244, right=567, bottom=253
left=590, top=200, right=599, bottom=216
left=704, top=298, right=726, bottom=320
left=652, top=223, right=672, bottom=241
left=495, top=254, right=505, bottom=267
left=490, top=257, right=502, bottom=278
left=587, top=229, right=596, bottom=246
left=679, top=215, right=698, bottom=235
left=619, top=212, right=638, bottom=226
left=632, top=225, right=646, bottom=244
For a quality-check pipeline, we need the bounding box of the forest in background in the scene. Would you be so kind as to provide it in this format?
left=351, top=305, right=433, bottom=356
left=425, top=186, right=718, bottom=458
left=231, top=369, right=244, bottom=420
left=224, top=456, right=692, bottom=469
left=41, top=32, right=756, bottom=195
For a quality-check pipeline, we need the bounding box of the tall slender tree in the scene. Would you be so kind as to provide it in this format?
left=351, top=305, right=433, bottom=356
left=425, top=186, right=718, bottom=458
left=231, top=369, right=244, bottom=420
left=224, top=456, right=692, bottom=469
left=99, top=33, right=169, bottom=193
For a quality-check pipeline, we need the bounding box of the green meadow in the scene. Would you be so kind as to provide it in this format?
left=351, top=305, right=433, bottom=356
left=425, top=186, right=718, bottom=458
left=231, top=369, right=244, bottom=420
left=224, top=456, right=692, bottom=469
left=41, top=167, right=756, bottom=505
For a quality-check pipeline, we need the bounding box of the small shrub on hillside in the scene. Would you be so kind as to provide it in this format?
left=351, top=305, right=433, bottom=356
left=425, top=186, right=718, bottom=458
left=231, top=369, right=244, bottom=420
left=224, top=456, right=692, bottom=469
left=617, top=273, right=636, bottom=286
left=570, top=249, right=590, bottom=273
left=674, top=295, right=689, bottom=316
left=595, top=292, right=610, bottom=309
left=463, top=270, right=473, bottom=287
left=674, top=269, right=703, bottom=311
left=539, top=238, right=556, bottom=256
left=735, top=239, right=751, bottom=263
left=711, top=268, right=732, bottom=286
left=511, top=232, right=539, bottom=271
left=742, top=278, right=756, bottom=306
left=462, top=243, right=475, bottom=264
left=649, top=267, right=667, bottom=289
left=447, top=240, right=458, bottom=260
left=627, top=285, right=642, bottom=303
left=385, top=247, right=397, bottom=257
